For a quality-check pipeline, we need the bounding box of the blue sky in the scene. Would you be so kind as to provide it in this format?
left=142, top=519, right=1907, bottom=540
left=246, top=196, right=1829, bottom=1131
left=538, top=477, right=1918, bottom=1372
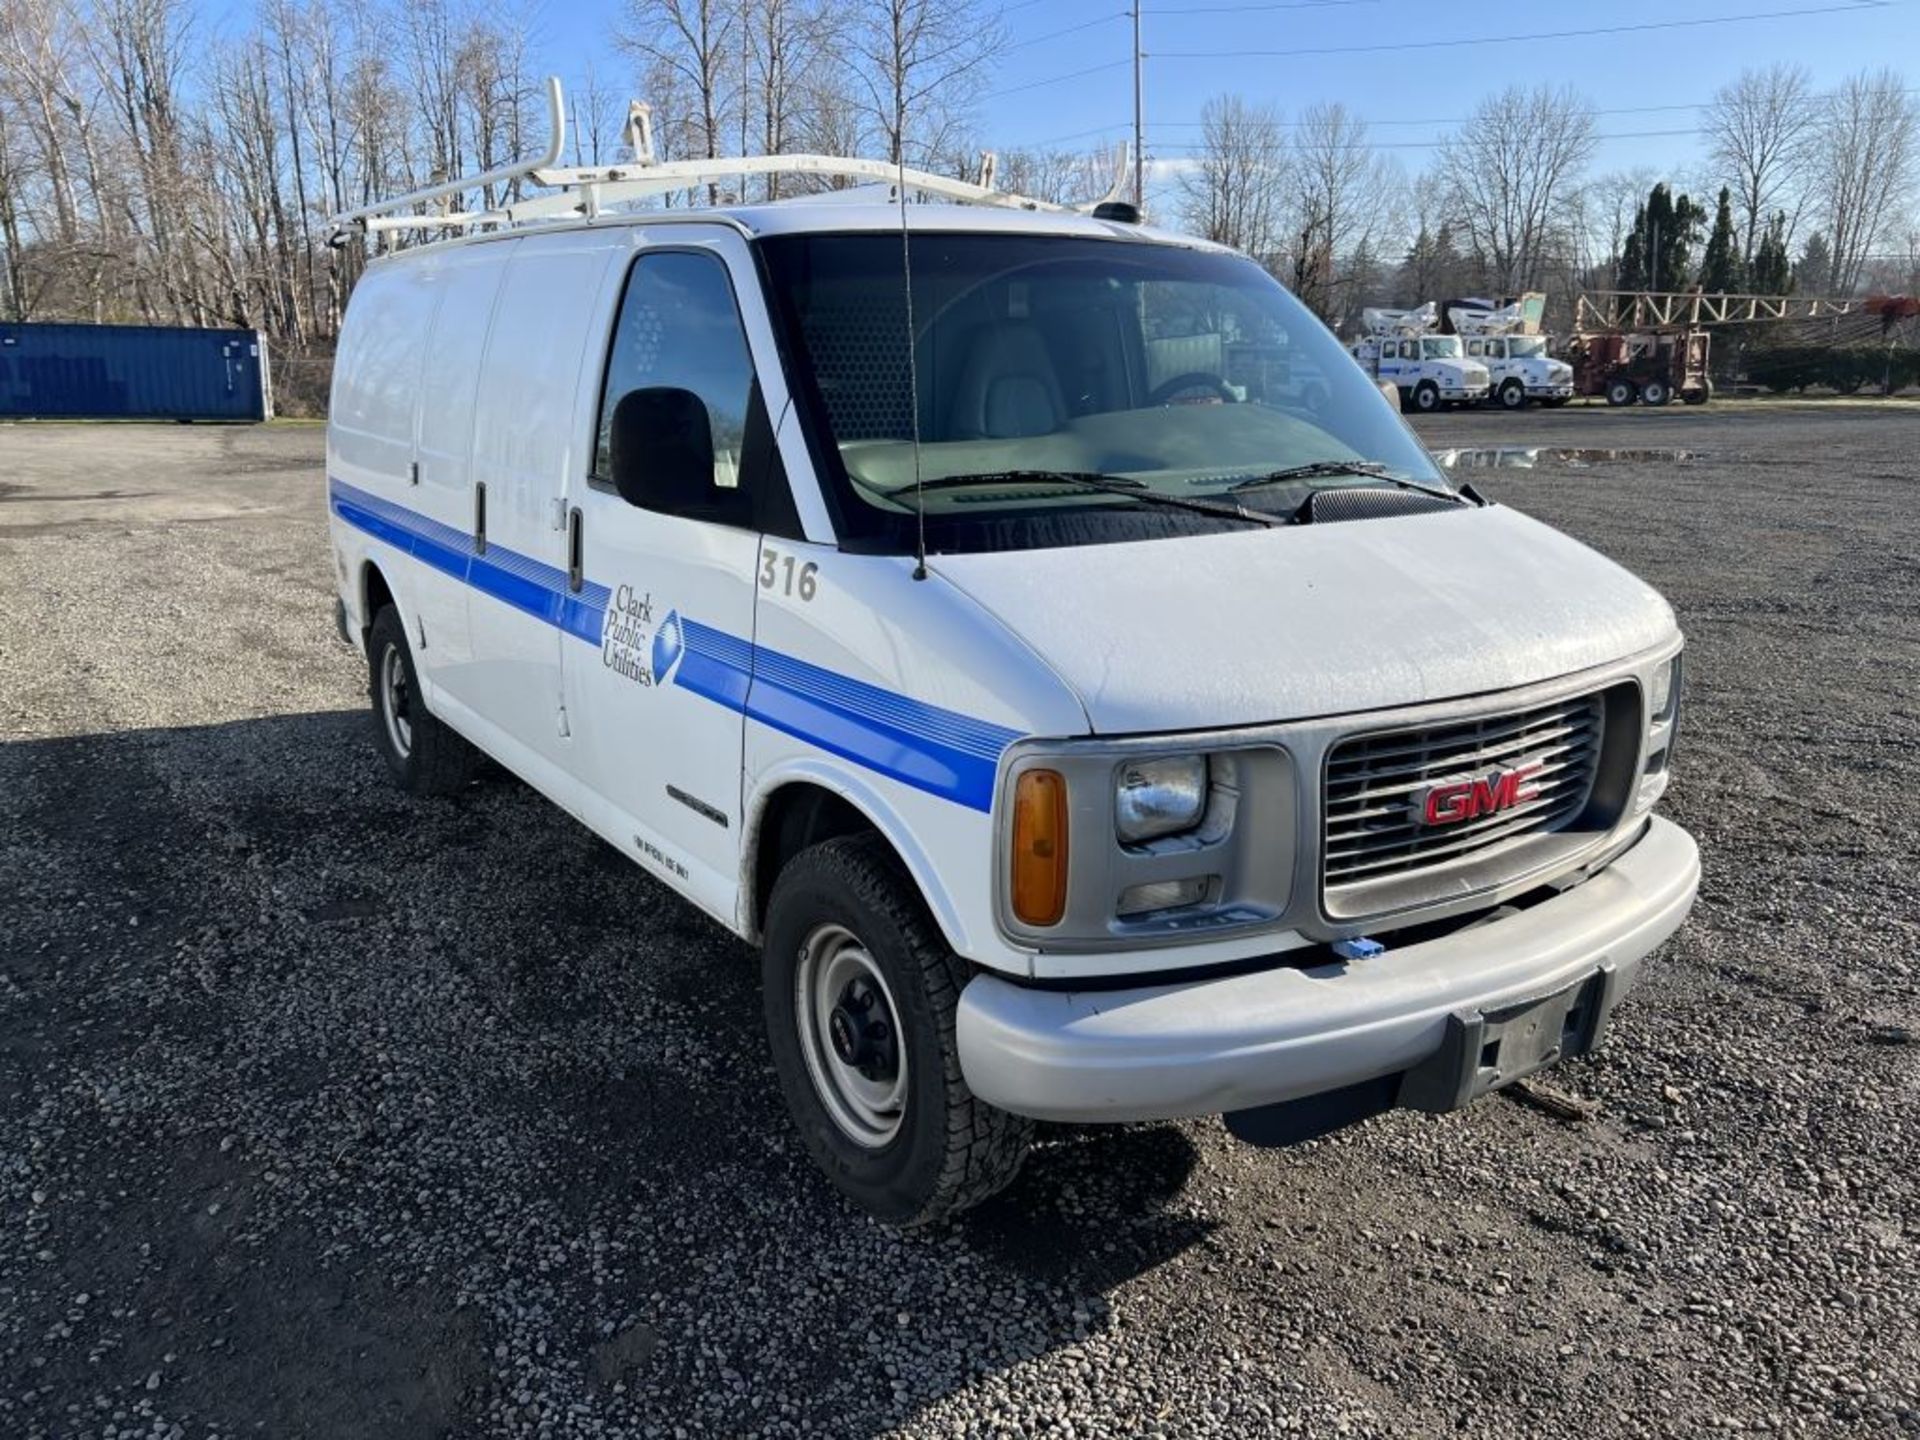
left=979, top=0, right=1918, bottom=174
left=512, top=0, right=1917, bottom=187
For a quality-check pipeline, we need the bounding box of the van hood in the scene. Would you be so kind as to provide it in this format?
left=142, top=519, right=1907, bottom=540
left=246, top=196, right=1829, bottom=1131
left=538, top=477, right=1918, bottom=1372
left=929, top=503, right=1676, bottom=735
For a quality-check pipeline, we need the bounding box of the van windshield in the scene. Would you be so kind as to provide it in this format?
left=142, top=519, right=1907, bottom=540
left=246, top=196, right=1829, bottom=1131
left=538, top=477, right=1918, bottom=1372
left=1421, top=336, right=1463, bottom=360
left=756, top=232, right=1449, bottom=554
left=1509, top=336, right=1549, bottom=358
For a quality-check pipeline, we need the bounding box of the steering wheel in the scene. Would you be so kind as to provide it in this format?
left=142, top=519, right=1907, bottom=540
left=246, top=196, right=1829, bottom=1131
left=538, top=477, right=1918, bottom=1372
left=1149, top=372, right=1235, bottom=406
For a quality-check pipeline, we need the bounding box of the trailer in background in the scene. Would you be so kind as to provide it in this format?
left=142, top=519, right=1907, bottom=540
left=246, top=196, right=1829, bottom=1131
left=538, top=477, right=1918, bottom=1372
left=1564, top=328, right=1713, bottom=407
left=0, top=322, right=273, bottom=422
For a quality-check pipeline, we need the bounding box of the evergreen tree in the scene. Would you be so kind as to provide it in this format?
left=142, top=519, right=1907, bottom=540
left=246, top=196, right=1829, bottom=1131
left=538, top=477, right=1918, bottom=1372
left=1750, top=213, right=1794, bottom=294
left=1700, top=188, right=1745, bottom=293
left=1796, top=231, right=1834, bottom=293
left=1617, top=183, right=1707, bottom=291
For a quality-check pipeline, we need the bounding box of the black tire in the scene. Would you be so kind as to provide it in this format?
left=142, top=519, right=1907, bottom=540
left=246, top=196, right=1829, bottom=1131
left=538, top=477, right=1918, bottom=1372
left=763, top=834, right=1031, bottom=1227
left=1640, top=378, right=1671, bottom=407
left=1683, top=381, right=1712, bottom=406
left=1498, top=378, right=1527, bottom=410
left=1606, top=379, right=1638, bottom=408
left=366, top=606, right=481, bottom=797
left=1411, top=380, right=1441, bottom=413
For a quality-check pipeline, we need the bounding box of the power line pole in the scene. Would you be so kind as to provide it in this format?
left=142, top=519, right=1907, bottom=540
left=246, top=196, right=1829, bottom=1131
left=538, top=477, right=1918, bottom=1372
left=1132, top=0, right=1145, bottom=210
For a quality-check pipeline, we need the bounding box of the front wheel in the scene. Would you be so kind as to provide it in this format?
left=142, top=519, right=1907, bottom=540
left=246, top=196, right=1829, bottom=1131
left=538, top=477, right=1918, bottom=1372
left=1606, top=379, right=1638, bottom=407
left=1411, top=380, right=1441, bottom=413
left=1498, top=378, right=1527, bottom=410
left=763, top=834, right=1031, bottom=1226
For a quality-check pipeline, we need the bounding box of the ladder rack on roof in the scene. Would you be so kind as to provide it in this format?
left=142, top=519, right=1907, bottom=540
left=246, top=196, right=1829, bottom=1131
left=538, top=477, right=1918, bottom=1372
left=329, top=75, right=1129, bottom=242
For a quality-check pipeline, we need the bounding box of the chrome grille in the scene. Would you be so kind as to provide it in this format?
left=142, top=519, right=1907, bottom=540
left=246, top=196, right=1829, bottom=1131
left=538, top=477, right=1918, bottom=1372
left=1323, top=692, right=1605, bottom=891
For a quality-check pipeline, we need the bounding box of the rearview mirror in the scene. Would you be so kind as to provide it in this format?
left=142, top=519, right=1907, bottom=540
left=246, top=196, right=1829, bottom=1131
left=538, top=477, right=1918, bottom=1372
left=609, top=387, right=714, bottom=511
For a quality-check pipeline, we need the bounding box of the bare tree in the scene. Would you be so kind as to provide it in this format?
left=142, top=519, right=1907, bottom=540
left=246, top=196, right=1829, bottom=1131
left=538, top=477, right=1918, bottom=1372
left=618, top=0, right=737, bottom=202
left=995, top=146, right=1113, bottom=206
left=1582, top=166, right=1659, bottom=284
left=1706, top=63, right=1816, bottom=263
left=1288, top=101, right=1393, bottom=321
left=741, top=0, right=832, bottom=197
left=1814, top=68, right=1919, bottom=294
left=1177, top=94, right=1288, bottom=261
left=1437, top=85, right=1596, bottom=294
left=0, top=97, right=28, bottom=317
left=845, top=0, right=1002, bottom=167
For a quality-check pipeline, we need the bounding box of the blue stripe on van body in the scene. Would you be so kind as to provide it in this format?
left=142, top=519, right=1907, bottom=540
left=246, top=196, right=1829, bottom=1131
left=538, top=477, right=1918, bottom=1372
left=329, top=477, right=1017, bottom=811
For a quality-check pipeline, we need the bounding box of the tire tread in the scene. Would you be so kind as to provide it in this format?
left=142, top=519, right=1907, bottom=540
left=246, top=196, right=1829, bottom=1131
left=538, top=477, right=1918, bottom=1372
left=368, top=607, right=481, bottom=797
left=770, top=834, right=1031, bottom=1227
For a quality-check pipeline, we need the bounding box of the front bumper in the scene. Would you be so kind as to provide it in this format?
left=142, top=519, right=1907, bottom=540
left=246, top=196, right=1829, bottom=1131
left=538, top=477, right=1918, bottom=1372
left=956, top=815, right=1698, bottom=1123
left=1528, top=384, right=1576, bottom=399
left=1440, top=387, right=1489, bottom=400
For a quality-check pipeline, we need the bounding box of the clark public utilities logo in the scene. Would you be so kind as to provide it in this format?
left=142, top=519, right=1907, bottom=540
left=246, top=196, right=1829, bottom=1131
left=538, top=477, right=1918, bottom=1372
left=602, top=586, right=677, bottom=687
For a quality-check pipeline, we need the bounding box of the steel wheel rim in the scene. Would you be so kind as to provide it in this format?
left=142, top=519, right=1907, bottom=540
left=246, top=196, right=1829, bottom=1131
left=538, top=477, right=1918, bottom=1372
left=795, top=922, right=908, bottom=1148
left=380, top=644, right=413, bottom=758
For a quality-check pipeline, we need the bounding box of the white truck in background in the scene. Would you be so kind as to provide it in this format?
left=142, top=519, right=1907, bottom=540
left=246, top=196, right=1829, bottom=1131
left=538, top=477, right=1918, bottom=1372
left=1448, top=300, right=1575, bottom=410
left=1347, top=304, right=1490, bottom=413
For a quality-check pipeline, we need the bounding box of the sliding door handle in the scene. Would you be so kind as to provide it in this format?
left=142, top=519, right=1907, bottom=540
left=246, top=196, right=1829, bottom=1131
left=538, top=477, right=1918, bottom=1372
left=474, top=482, right=487, bottom=555
left=567, top=506, right=583, bottom=593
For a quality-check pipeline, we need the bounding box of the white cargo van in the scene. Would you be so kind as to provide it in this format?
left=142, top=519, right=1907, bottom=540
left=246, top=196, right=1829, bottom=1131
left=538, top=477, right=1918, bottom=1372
left=327, top=111, right=1697, bottom=1226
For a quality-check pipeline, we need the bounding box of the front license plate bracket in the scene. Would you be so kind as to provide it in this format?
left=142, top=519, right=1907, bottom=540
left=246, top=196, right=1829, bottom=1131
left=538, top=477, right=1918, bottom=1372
left=1397, top=961, right=1622, bottom=1114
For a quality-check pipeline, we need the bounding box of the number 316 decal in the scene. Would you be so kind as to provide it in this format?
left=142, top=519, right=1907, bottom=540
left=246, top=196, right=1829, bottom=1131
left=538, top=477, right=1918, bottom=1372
left=759, top=547, right=819, bottom=601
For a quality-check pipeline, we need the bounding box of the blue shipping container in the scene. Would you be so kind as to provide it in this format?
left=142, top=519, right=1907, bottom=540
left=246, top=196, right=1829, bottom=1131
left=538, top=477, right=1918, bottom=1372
left=0, top=322, right=272, bottom=422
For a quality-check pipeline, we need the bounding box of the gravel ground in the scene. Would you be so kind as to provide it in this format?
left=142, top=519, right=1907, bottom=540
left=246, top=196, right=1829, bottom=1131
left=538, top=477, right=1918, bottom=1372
left=1, top=405, right=1916, bottom=1439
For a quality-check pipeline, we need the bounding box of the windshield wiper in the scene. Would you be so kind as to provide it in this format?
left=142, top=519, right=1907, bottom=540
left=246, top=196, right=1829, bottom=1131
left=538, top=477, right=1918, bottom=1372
left=894, top=470, right=1281, bottom=528
left=1227, top=461, right=1471, bottom=507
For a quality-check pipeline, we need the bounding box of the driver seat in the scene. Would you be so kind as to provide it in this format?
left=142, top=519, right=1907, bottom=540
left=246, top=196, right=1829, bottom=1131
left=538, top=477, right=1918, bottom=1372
left=948, top=322, right=1067, bottom=440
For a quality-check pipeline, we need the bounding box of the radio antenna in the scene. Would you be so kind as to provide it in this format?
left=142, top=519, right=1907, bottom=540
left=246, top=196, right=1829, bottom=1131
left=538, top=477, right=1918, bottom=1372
left=895, top=132, right=928, bottom=581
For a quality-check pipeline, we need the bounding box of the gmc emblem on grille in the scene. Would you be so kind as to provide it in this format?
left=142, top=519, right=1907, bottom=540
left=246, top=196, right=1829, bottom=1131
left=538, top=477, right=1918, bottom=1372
left=1417, top=763, right=1544, bottom=826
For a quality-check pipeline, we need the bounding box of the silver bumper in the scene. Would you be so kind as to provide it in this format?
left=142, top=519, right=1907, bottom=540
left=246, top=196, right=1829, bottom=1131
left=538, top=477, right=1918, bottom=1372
left=956, top=816, right=1699, bottom=1123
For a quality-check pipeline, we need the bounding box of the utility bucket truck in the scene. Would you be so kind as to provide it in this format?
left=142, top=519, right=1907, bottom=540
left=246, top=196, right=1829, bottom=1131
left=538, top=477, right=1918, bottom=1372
left=1447, top=300, right=1574, bottom=410
left=1348, top=305, right=1490, bottom=413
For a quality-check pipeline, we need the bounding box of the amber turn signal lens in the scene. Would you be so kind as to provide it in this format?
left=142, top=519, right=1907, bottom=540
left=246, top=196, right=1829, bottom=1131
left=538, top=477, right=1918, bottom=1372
left=1011, top=769, right=1070, bottom=927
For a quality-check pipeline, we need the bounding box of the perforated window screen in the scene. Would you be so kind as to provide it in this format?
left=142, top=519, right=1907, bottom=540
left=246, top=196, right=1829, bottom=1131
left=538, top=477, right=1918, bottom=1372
left=793, top=285, right=913, bottom=442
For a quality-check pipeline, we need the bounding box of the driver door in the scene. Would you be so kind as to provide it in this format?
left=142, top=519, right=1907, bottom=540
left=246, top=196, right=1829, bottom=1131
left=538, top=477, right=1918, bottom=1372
left=559, top=237, right=801, bottom=925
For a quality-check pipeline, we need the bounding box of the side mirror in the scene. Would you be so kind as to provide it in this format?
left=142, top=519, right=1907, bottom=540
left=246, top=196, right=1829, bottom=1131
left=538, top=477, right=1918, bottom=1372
left=609, top=386, right=713, bottom=511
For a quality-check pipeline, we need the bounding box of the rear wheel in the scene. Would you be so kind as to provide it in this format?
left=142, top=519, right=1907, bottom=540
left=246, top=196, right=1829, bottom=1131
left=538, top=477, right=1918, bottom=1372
left=367, top=606, right=481, bottom=796
left=763, top=834, right=1030, bottom=1227
left=1498, top=378, right=1527, bottom=410
left=1411, top=380, right=1441, bottom=413
left=1606, top=378, right=1638, bottom=407
left=1683, top=381, right=1712, bottom=406
left=1640, top=378, right=1672, bottom=406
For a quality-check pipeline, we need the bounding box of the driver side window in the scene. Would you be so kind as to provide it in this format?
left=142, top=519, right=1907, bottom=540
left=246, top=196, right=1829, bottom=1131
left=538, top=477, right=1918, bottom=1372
left=593, top=250, right=796, bottom=533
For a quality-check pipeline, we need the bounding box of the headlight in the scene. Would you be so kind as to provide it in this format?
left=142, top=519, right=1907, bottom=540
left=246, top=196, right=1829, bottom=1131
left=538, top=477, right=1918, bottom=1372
left=1115, top=755, right=1208, bottom=844
left=1648, top=654, right=1682, bottom=722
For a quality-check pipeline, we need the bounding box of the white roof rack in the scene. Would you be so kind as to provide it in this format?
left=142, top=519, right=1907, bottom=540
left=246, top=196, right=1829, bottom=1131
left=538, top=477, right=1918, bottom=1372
left=330, top=76, right=1129, bottom=240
